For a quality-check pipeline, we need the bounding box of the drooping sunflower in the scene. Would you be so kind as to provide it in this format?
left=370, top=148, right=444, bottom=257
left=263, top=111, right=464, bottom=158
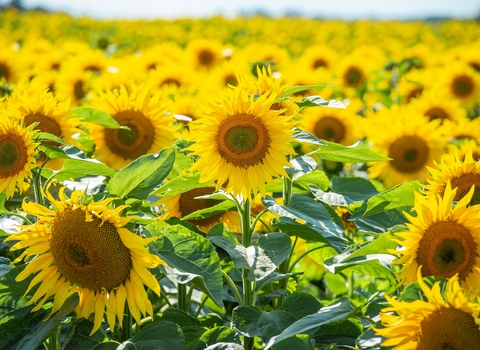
left=5, top=188, right=164, bottom=334
left=0, top=116, right=39, bottom=199
left=187, top=88, right=296, bottom=199
left=363, top=105, right=446, bottom=189
left=393, top=182, right=480, bottom=291
left=374, top=268, right=480, bottom=350
left=88, top=85, right=178, bottom=170
left=424, top=146, right=480, bottom=204
left=154, top=184, right=241, bottom=234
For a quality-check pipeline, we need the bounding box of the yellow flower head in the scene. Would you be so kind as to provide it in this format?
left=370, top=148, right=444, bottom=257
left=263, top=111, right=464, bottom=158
left=0, top=116, right=39, bottom=199
left=88, top=84, right=178, bottom=170
left=187, top=87, right=296, bottom=199
left=394, top=182, right=480, bottom=291
left=375, top=268, right=480, bottom=349
left=5, top=188, right=164, bottom=335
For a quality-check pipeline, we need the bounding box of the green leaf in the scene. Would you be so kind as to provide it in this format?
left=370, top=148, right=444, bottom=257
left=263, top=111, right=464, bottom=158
left=150, top=222, right=224, bottom=307
left=71, top=106, right=122, bottom=129
left=257, top=310, right=298, bottom=342
left=37, top=145, right=69, bottom=160
left=203, top=343, right=244, bottom=350
left=255, top=272, right=300, bottom=292
left=292, top=128, right=325, bottom=146
left=293, top=170, right=330, bottom=192
left=279, top=292, right=322, bottom=319
left=314, top=319, right=362, bottom=348
left=33, top=131, right=67, bottom=145
left=286, top=155, right=317, bottom=181
left=257, top=232, right=291, bottom=266
left=63, top=319, right=110, bottom=350
left=274, top=334, right=315, bottom=350
left=46, top=158, right=115, bottom=183
left=309, top=140, right=390, bottom=163
left=296, top=95, right=346, bottom=111
left=108, top=147, right=175, bottom=198
left=182, top=326, right=208, bottom=350
left=345, top=232, right=398, bottom=261
left=245, top=246, right=277, bottom=281
left=150, top=173, right=215, bottom=197
left=231, top=305, right=265, bottom=337
left=182, top=200, right=236, bottom=221
left=162, top=307, right=202, bottom=327
left=364, top=181, right=422, bottom=216
left=274, top=217, right=346, bottom=253
left=311, top=177, right=379, bottom=206
left=13, top=294, right=79, bottom=350
left=128, top=321, right=184, bottom=350
left=193, top=326, right=240, bottom=350
left=356, top=210, right=408, bottom=233
left=264, top=297, right=356, bottom=349
left=356, top=328, right=384, bottom=350
left=283, top=85, right=330, bottom=97
left=91, top=343, right=121, bottom=350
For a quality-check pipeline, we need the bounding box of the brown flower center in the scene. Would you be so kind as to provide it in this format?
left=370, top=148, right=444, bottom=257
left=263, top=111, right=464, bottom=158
left=388, top=135, right=429, bottom=173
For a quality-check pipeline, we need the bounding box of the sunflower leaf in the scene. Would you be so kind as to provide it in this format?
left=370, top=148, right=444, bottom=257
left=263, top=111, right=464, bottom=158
left=297, top=95, right=346, bottom=111
left=33, top=131, right=67, bottom=145
left=282, top=85, right=329, bottom=97
left=71, top=106, right=125, bottom=129
left=181, top=200, right=236, bottom=221
left=128, top=320, right=185, bottom=349
left=108, top=147, right=175, bottom=198
left=150, top=173, right=214, bottom=197
left=309, top=140, right=390, bottom=163
left=46, top=158, right=115, bottom=184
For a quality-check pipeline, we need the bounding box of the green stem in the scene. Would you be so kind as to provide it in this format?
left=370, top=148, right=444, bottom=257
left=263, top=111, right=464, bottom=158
left=2, top=212, right=33, bottom=225
left=251, top=208, right=271, bottom=232
left=348, top=272, right=355, bottom=299
left=277, top=174, right=293, bottom=306
left=44, top=325, right=61, bottom=350
left=32, top=169, right=44, bottom=207
left=195, top=294, right=209, bottom=318
left=121, top=304, right=133, bottom=341
left=177, top=283, right=188, bottom=312
left=222, top=270, right=243, bottom=305
left=288, top=243, right=327, bottom=273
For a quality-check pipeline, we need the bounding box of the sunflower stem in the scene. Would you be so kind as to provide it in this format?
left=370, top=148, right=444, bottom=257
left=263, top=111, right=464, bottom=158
left=222, top=270, right=243, bottom=305
left=177, top=283, right=188, bottom=313
left=240, top=198, right=255, bottom=350
left=32, top=168, right=44, bottom=207
left=121, top=305, right=133, bottom=341
left=44, top=324, right=62, bottom=350
left=288, top=242, right=328, bottom=273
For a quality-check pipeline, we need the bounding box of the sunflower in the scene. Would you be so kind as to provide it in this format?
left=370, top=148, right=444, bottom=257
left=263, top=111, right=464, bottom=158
left=154, top=185, right=241, bottom=233
left=364, top=105, right=446, bottom=189
left=187, top=88, right=296, bottom=199
left=393, top=182, right=480, bottom=291
left=88, top=85, right=178, bottom=170
left=5, top=188, right=164, bottom=334
left=424, top=146, right=480, bottom=204
left=55, top=69, right=95, bottom=106
left=409, top=89, right=465, bottom=124
left=186, top=38, right=224, bottom=71
left=0, top=116, right=39, bottom=199
left=441, top=115, right=480, bottom=145
left=374, top=268, right=480, bottom=349
left=438, top=62, right=480, bottom=107
left=297, top=44, right=338, bottom=72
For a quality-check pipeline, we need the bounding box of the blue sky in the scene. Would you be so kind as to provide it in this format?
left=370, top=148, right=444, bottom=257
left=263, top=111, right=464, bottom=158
left=3, top=0, right=480, bottom=20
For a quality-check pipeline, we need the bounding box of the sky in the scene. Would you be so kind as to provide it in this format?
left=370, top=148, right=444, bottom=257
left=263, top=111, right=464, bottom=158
left=2, top=0, right=480, bottom=20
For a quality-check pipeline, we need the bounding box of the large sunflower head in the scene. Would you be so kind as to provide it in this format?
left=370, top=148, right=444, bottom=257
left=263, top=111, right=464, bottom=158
left=364, top=105, right=446, bottom=189
left=393, top=182, right=480, bottom=291
left=0, top=115, right=39, bottom=199
left=375, top=268, right=480, bottom=349
left=5, top=187, right=164, bottom=334
left=88, top=84, right=178, bottom=169
left=425, top=146, right=480, bottom=204
left=187, top=88, right=296, bottom=199
left=438, top=62, right=480, bottom=106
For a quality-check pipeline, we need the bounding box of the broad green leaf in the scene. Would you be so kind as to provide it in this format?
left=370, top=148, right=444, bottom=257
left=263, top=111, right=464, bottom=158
left=162, top=307, right=202, bottom=327
left=246, top=246, right=277, bottom=281
left=182, top=326, right=208, bottom=350
left=37, top=145, right=69, bottom=160
left=345, top=232, right=398, bottom=261
left=33, top=131, right=67, bottom=145
left=257, top=232, right=291, bottom=266
left=181, top=201, right=236, bottom=221
left=71, top=106, right=122, bottom=129
left=286, top=155, right=317, bottom=181
left=279, top=292, right=322, bottom=319
left=292, top=128, right=325, bottom=146
left=13, top=294, right=79, bottom=350
left=255, top=272, right=299, bottom=292
left=264, top=297, right=356, bottom=349
left=193, top=326, right=240, bottom=350
left=314, top=319, right=362, bottom=348
left=91, top=343, right=120, bottom=350
left=324, top=272, right=348, bottom=295
left=329, top=177, right=379, bottom=203
left=274, top=334, right=315, bottom=350
left=364, top=180, right=422, bottom=216
left=108, top=147, right=175, bottom=198
left=129, top=321, right=184, bottom=350
left=46, top=158, right=115, bottom=184
left=293, top=170, right=330, bottom=192
left=231, top=305, right=264, bottom=337
left=309, top=140, right=390, bottom=163
left=0, top=257, right=12, bottom=279
left=283, top=85, right=330, bottom=97
left=296, top=95, right=346, bottom=111
left=204, top=343, right=244, bottom=350
left=150, top=173, right=215, bottom=197
left=63, top=319, right=109, bottom=350
left=356, top=328, right=384, bottom=350
left=356, top=210, right=408, bottom=233
left=257, top=310, right=298, bottom=342
left=150, top=222, right=224, bottom=307
left=207, top=235, right=249, bottom=269
left=274, top=217, right=346, bottom=253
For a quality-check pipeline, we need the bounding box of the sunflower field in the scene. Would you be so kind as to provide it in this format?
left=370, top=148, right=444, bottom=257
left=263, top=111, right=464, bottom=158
left=1, top=7, right=480, bottom=350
